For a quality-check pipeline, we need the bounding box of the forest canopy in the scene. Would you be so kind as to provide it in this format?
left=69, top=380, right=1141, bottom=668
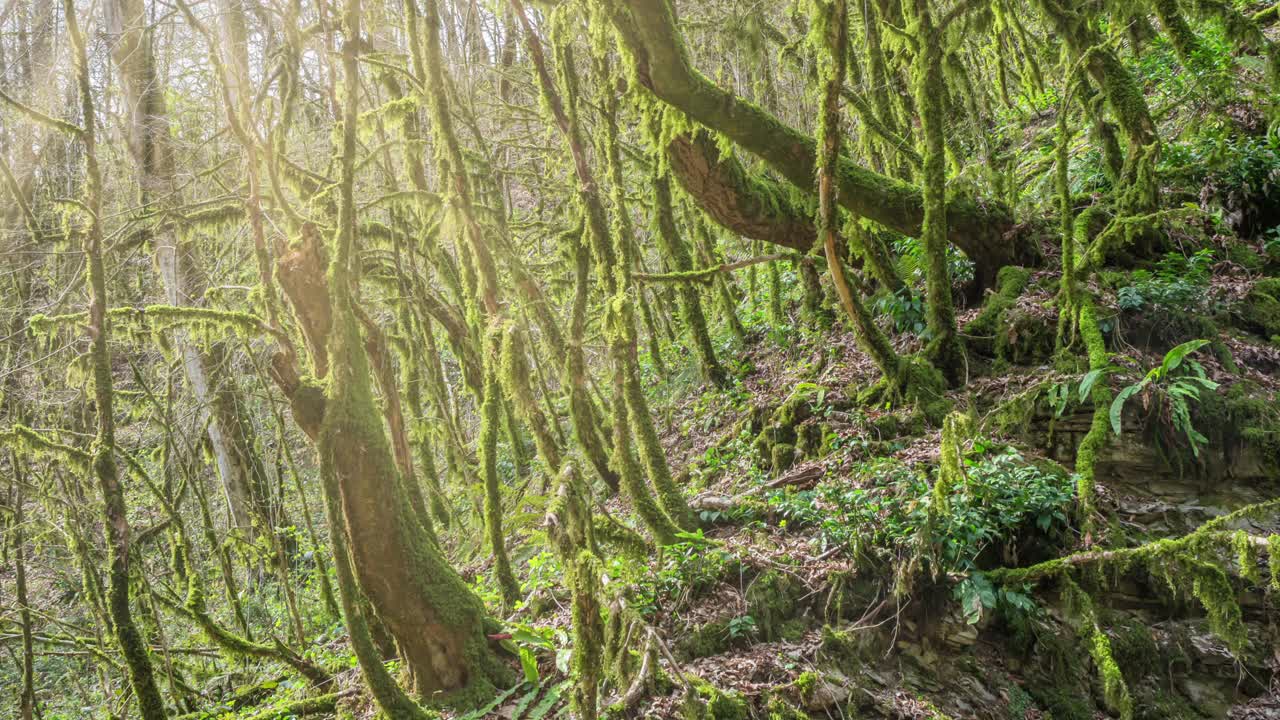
left=1, top=0, right=1280, bottom=718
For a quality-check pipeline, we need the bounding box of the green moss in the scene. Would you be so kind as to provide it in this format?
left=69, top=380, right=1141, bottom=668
left=1188, top=560, right=1248, bottom=655
left=771, top=443, right=797, bottom=472
left=683, top=678, right=749, bottom=720
left=986, top=381, right=1050, bottom=439
left=1105, top=616, right=1158, bottom=682
left=1088, top=623, right=1133, bottom=720
left=964, top=266, right=1032, bottom=356
left=993, top=304, right=1057, bottom=365
left=1238, top=277, right=1280, bottom=340
left=1032, top=686, right=1092, bottom=720
left=902, top=358, right=951, bottom=427
left=675, top=618, right=732, bottom=659
left=1199, top=380, right=1280, bottom=473
left=868, top=412, right=900, bottom=439
left=763, top=693, right=809, bottom=720
left=792, top=670, right=819, bottom=703
left=1073, top=297, right=1113, bottom=535
left=1269, top=534, right=1280, bottom=591
left=754, top=385, right=821, bottom=469
left=478, top=348, right=519, bottom=609
left=796, top=422, right=824, bottom=457
left=1234, top=530, right=1262, bottom=585
left=746, top=570, right=804, bottom=641
left=818, top=624, right=873, bottom=667
left=937, top=412, right=973, bottom=500
left=1132, top=689, right=1201, bottom=720
left=1225, top=242, right=1264, bottom=272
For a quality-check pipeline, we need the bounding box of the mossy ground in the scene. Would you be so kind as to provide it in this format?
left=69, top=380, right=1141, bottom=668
left=458, top=286, right=1280, bottom=719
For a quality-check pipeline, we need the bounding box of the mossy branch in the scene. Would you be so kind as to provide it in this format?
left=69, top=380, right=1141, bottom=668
left=0, top=88, right=85, bottom=137
left=29, top=305, right=283, bottom=342
left=0, top=425, right=92, bottom=470
left=991, top=496, right=1280, bottom=586
left=633, top=253, right=788, bottom=285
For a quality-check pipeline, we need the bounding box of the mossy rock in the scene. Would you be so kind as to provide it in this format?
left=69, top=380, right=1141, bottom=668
left=1236, top=277, right=1280, bottom=340
left=1024, top=629, right=1095, bottom=720
left=771, top=443, right=797, bottom=472
left=1198, top=379, right=1280, bottom=473
left=682, top=678, right=749, bottom=720
left=1104, top=615, right=1159, bottom=682
left=796, top=422, right=824, bottom=457
left=754, top=385, right=823, bottom=470
left=986, top=380, right=1051, bottom=439
left=994, top=303, right=1056, bottom=365
left=1029, top=684, right=1093, bottom=720
left=964, top=265, right=1033, bottom=357
left=867, top=412, right=900, bottom=439
left=1132, top=688, right=1201, bottom=720
left=674, top=619, right=732, bottom=660
left=818, top=623, right=887, bottom=667
left=747, top=570, right=806, bottom=641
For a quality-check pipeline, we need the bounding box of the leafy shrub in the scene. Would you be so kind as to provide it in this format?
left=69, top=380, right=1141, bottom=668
left=873, top=287, right=927, bottom=335
left=1110, top=339, right=1219, bottom=457
left=766, top=449, right=1074, bottom=578
left=618, top=530, right=733, bottom=619
left=1116, top=249, right=1214, bottom=311
left=892, top=236, right=975, bottom=293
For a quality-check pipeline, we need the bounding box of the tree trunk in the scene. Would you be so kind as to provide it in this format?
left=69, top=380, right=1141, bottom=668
left=267, top=0, right=508, bottom=701
left=11, top=457, right=36, bottom=720
left=105, top=0, right=269, bottom=542
left=65, top=2, right=167, bottom=716
left=604, top=0, right=1032, bottom=291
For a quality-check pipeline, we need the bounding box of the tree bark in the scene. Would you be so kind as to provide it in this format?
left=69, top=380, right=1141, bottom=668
left=603, top=0, right=1032, bottom=290
left=105, top=0, right=268, bottom=541
left=65, top=1, right=168, bottom=715
left=267, top=0, right=507, bottom=701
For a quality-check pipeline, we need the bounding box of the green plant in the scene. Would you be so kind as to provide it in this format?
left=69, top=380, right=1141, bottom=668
left=1047, top=366, right=1120, bottom=419
left=892, top=236, right=975, bottom=293
left=1263, top=225, right=1280, bottom=259
left=497, top=624, right=571, bottom=684
left=1117, top=249, right=1214, bottom=311
left=726, top=614, right=757, bottom=640
left=766, top=450, right=1073, bottom=601
left=621, top=530, right=732, bottom=619
left=873, top=287, right=927, bottom=335
left=1110, top=339, right=1220, bottom=456
left=954, top=571, right=1036, bottom=625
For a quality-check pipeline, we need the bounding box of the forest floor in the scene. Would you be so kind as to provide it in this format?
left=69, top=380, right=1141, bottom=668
left=447, top=246, right=1280, bottom=719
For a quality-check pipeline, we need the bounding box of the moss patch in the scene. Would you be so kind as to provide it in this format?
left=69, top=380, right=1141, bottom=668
left=963, top=265, right=1032, bottom=356
left=1237, top=277, right=1280, bottom=341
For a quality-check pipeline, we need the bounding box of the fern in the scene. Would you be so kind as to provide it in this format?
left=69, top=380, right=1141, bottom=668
left=1110, top=339, right=1219, bottom=456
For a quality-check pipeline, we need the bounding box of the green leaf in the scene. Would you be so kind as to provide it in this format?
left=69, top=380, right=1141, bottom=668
left=1160, top=339, right=1211, bottom=377
left=519, top=647, right=539, bottom=684
left=1110, top=385, right=1142, bottom=435
left=512, top=628, right=553, bottom=648
left=1078, top=368, right=1109, bottom=402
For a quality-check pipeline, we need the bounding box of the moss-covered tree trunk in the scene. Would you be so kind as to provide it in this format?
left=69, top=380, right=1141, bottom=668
left=604, top=0, right=1030, bottom=292
left=10, top=459, right=36, bottom=720
left=107, top=0, right=272, bottom=543
left=815, top=0, right=901, bottom=383
left=266, top=0, right=508, bottom=704
left=414, top=0, right=521, bottom=608
left=65, top=2, right=167, bottom=716
left=649, top=163, right=727, bottom=386
left=511, top=0, right=690, bottom=540
left=907, top=0, right=964, bottom=379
